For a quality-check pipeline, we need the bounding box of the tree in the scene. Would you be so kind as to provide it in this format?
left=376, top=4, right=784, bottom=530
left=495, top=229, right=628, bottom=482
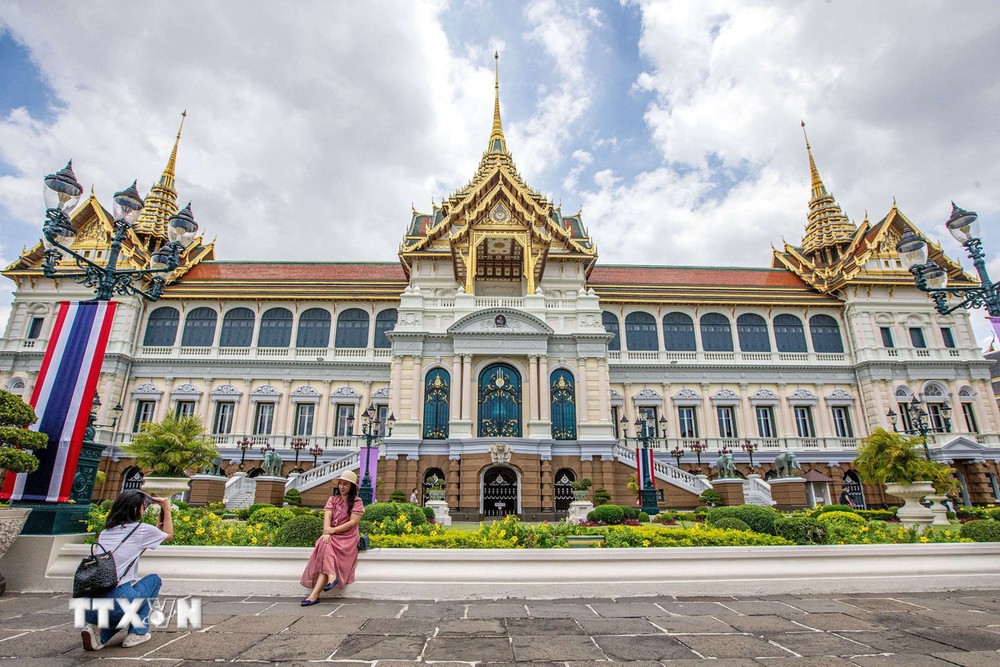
left=854, top=428, right=956, bottom=493
left=0, top=390, right=48, bottom=474
left=123, top=414, right=219, bottom=477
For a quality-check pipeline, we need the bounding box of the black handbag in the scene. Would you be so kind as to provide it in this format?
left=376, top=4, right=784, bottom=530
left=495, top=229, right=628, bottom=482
left=358, top=534, right=371, bottom=551
left=72, top=523, right=141, bottom=598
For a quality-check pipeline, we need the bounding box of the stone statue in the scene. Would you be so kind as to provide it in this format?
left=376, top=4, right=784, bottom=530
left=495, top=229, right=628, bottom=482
left=715, top=452, right=737, bottom=479
left=773, top=451, right=801, bottom=478
left=262, top=449, right=284, bottom=477
left=208, top=456, right=225, bottom=476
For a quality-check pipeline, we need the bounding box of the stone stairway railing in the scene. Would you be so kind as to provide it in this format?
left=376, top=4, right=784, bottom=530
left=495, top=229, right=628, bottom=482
left=223, top=473, right=256, bottom=510
left=285, top=452, right=359, bottom=493
left=742, top=474, right=774, bottom=506
left=614, top=445, right=714, bottom=496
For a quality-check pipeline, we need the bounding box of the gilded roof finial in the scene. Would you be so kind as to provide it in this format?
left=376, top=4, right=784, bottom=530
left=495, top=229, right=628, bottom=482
left=162, top=110, right=187, bottom=190
left=134, top=111, right=186, bottom=240
left=801, top=120, right=825, bottom=200
left=799, top=120, right=856, bottom=256
left=488, top=51, right=507, bottom=153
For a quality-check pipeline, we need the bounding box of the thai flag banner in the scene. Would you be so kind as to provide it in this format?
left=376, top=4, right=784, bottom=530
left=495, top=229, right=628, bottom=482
left=359, top=445, right=379, bottom=502
left=2, top=301, right=117, bottom=503
left=635, top=446, right=656, bottom=491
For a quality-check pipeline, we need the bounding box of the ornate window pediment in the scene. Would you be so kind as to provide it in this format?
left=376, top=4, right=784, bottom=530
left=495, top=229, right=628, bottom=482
left=291, top=385, right=321, bottom=403
left=711, top=389, right=740, bottom=405
left=787, top=388, right=817, bottom=406
left=132, top=382, right=163, bottom=398
left=750, top=388, right=779, bottom=405
left=171, top=383, right=202, bottom=397
left=210, top=384, right=240, bottom=399
left=449, top=309, right=552, bottom=336
left=824, top=388, right=855, bottom=406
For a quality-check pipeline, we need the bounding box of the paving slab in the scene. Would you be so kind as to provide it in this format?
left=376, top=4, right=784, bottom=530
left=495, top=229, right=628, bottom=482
left=930, top=651, right=1000, bottom=666
left=593, top=633, right=700, bottom=661
left=234, top=632, right=346, bottom=661
left=145, top=631, right=263, bottom=660
left=837, top=597, right=928, bottom=612
left=435, top=618, right=506, bottom=636
left=648, top=614, right=738, bottom=633
left=589, top=602, right=670, bottom=617
left=356, top=617, right=442, bottom=635
left=784, top=598, right=865, bottom=614
left=907, top=626, right=1000, bottom=652
left=764, top=631, right=875, bottom=656
left=792, top=613, right=886, bottom=632
left=527, top=602, right=598, bottom=618
left=399, top=602, right=468, bottom=618
left=512, top=634, right=606, bottom=661
left=718, top=600, right=802, bottom=615
left=286, top=614, right=366, bottom=634
left=332, top=634, right=427, bottom=660
left=757, top=658, right=865, bottom=667
left=203, top=613, right=298, bottom=633
left=849, top=655, right=962, bottom=666
left=839, top=629, right=966, bottom=654
left=575, top=616, right=666, bottom=635
left=657, top=600, right=733, bottom=615
left=423, top=635, right=513, bottom=661
left=465, top=602, right=529, bottom=618
left=0, top=629, right=86, bottom=658
left=675, top=633, right=796, bottom=658
left=505, top=617, right=586, bottom=635
left=715, top=613, right=815, bottom=634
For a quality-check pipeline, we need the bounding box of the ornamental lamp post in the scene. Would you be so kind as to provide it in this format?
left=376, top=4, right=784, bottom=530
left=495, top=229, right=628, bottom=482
left=620, top=413, right=665, bottom=516
left=236, top=437, right=253, bottom=471
left=670, top=446, right=685, bottom=469
left=289, top=438, right=307, bottom=471
left=886, top=396, right=952, bottom=461
left=688, top=440, right=707, bottom=473
left=355, top=404, right=395, bottom=505
left=308, top=444, right=324, bottom=468
left=741, top=440, right=758, bottom=469
left=897, top=203, right=1000, bottom=317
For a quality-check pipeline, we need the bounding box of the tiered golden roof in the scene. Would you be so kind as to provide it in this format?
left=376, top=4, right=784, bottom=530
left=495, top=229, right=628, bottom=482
left=799, top=121, right=856, bottom=258
left=133, top=112, right=186, bottom=244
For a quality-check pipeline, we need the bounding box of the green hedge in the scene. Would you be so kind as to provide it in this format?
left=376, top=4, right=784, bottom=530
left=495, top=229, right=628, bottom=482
left=272, top=514, right=324, bottom=547
left=774, top=516, right=827, bottom=544
left=811, top=504, right=856, bottom=517
left=959, top=519, right=1000, bottom=542
left=706, top=505, right=781, bottom=535
left=587, top=504, right=625, bottom=525
left=712, top=517, right=751, bottom=532
left=362, top=501, right=428, bottom=528
left=247, top=506, right=295, bottom=529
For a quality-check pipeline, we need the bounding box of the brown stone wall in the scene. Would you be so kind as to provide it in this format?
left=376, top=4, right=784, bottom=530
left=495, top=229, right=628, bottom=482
left=769, top=478, right=808, bottom=510
left=188, top=476, right=227, bottom=505
left=711, top=479, right=745, bottom=506
left=253, top=478, right=286, bottom=505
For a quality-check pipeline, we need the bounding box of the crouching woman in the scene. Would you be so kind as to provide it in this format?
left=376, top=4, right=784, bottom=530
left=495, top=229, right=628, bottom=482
left=299, top=470, right=365, bottom=605
left=82, top=490, right=173, bottom=650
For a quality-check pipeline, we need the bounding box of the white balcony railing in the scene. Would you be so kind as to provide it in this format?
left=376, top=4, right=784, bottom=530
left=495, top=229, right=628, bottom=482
left=138, top=345, right=393, bottom=362
left=608, top=350, right=849, bottom=365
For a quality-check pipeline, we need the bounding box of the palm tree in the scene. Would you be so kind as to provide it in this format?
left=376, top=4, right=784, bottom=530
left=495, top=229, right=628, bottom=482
left=124, top=414, right=219, bottom=477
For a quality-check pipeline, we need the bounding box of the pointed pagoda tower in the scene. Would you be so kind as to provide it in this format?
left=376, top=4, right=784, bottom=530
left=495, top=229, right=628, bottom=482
left=133, top=112, right=186, bottom=250
left=799, top=121, right=857, bottom=266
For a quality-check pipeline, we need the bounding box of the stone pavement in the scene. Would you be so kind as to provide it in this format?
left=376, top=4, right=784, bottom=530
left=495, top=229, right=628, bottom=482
left=0, top=589, right=998, bottom=665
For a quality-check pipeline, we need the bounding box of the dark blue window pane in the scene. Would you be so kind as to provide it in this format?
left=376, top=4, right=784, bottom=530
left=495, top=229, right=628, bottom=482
left=374, top=309, right=398, bottom=349
left=181, top=307, right=217, bottom=347
left=219, top=307, right=255, bottom=347
left=258, top=308, right=293, bottom=348
left=700, top=313, right=733, bottom=352
left=809, top=314, right=844, bottom=353
left=773, top=314, right=807, bottom=352
left=478, top=363, right=521, bottom=437
left=335, top=308, right=370, bottom=348
left=550, top=369, right=577, bottom=440
left=663, top=312, right=696, bottom=351
left=143, top=307, right=179, bottom=347
left=422, top=368, right=450, bottom=439
left=736, top=313, right=770, bottom=352
left=602, top=312, right=620, bottom=351
left=296, top=308, right=331, bottom=348
left=625, top=312, right=658, bottom=351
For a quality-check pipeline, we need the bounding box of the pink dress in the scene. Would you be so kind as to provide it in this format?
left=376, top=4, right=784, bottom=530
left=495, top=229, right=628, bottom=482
left=300, top=495, right=365, bottom=590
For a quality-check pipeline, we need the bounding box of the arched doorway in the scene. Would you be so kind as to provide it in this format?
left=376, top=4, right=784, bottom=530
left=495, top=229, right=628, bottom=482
left=121, top=466, right=144, bottom=492
left=481, top=466, right=519, bottom=516
left=843, top=470, right=866, bottom=509
left=554, top=468, right=576, bottom=514
left=246, top=467, right=265, bottom=478
left=422, top=468, right=446, bottom=505
left=478, top=363, right=522, bottom=437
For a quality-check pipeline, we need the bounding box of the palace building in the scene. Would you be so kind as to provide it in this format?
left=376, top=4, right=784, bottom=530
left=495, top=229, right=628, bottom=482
left=4, top=63, right=1000, bottom=517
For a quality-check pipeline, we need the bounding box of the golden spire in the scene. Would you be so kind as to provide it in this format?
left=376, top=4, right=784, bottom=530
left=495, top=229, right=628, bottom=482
left=799, top=121, right=856, bottom=257
left=134, top=111, right=186, bottom=241
left=488, top=52, right=507, bottom=154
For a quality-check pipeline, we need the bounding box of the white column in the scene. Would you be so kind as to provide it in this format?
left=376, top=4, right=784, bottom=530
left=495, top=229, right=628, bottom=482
left=538, top=356, right=551, bottom=422
left=409, top=356, right=422, bottom=421
left=463, top=355, right=473, bottom=420
left=528, top=355, right=539, bottom=421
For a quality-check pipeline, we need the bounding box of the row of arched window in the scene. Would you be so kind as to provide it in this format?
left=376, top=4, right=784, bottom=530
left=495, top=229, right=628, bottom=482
left=602, top=312, right=845, bottom=354
left=143, top=307, right=398, bottom=349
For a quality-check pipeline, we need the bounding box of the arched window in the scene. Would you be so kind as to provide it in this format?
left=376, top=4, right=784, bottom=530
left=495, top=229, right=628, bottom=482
left=625, top=312, right=658, bottom=351
left=773, top=314, right=807, bottom=352
left=736, top=313, right=770, bottom=352
left=602, top=312, right=621, bottom=351
left=842, top=470, right=866, bottom=509
left=809, top=314, right=844, bottom=353
left=550, top=369, right=577, bottom=440
left=258, top=308, right=293, bottom=347
left=296, top=308, right=331, bottom=348
left=700, top=313, right=733, bottom=352
left=219, top=307, right=255, bottom=347
left=335, top=308, right=370, bottom=348
left=663, top=312, right=696, bottom=351
left=422, top=368, right=450, bottom=440
left=478, top=363, right=522, bottom=437
left=181, top=307, right=217, bottom=347
left=143, top=307, right=179, bottom=346
left=374, top=309, right=398, bottom=349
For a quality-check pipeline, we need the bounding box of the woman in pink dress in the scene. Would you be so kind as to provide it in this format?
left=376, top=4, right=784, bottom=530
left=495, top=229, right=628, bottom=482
left=300, top=470, right=365, bottom=605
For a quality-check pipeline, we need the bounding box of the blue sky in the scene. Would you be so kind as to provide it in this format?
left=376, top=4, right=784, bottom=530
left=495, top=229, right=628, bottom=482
left=2, top=1, right=1000, bottom=347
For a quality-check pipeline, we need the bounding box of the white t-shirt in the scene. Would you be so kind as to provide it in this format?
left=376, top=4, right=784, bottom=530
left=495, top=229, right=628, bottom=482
left=97, top=522, right=168, bottom=584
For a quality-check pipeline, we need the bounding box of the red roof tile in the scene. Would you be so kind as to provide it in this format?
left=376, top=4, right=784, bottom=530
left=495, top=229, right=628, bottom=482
left=181, top=262, right=407, bottom=282
left=589, top=265, right=812, bottom=289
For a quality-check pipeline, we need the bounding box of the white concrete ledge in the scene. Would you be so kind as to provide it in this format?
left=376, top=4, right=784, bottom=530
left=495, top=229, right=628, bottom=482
left=4, top=535, right=999, bottom=599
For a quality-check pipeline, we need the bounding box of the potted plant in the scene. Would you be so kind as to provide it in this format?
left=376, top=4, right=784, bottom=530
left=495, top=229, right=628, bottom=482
left=853, top=428, right=955, bottom=527
left=124, top=414, right=219, bottom=500
left=570, top=477, right=592, bottom=501
left=0, top=390, right=50, bottom=595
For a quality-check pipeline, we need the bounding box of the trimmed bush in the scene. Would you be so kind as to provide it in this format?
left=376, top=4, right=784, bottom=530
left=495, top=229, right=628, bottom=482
left=389, top=489, right=407, bottom=503
left=272, top=514, right=324, bottom=547
left=774, top=516, right=827, bottom=544
left=358, top=519, right=374, bottom=535
left=619, top=505, right=641, bottom=521
left=638, top=511, right=650, bottom=523
left=587, top=504, right=625, bottom=525
left=815, top=510, right=866, bottom=525
left=240, top=503, right=274, bottom=521
left=698, top=489, right=724, bottom=507
left=712, top=517, right=751, bottom=532
left=706, top=505, right=781, bottom=535
left=987, top=507, right=1000, bottom=521
left=811, top=504, right=856, bottom=517
left=422, top=506, right=435, bottom=522
left=248, top=506, right=296, bottom=529
left=361, top=501, right=428, bottom=528
left=592, top=487, right=612, bottom=506
left=856, top=509, right=897, bottom=522
left=959, top=519, right=1000, bottom=542
left=283, top=488, right=302, bottom=506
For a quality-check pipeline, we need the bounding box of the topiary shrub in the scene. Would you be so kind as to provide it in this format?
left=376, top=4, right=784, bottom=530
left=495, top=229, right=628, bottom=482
left=856, top=509, right=896, bottom=522
left=389, top=488, right=407, bottom=503
left=698, top=489, right=724, bottom=507
left=959, top=519, right=1000, bottom=542
left=272, top=514, right=324, bottom=547
left=814, top=510, right=866, bottom=526
left=283, top=488, right=302, bottom=506
left=587, top=504, right=625, bottom=525
left=358, top=519, right=374, bottom=535
left=240, top=503, right=273, bottom=521
left=987, top=507, right=1000, bottom=521
left=360, top=501, right=427, bottom=528
left=712, top=517, right=751, bottom=532
left=592, top=487, right=612, bottom=506
left=247, top=506, right=296, bottom=529
left=619, top=505, right=640, bottom=521
left=706, top=505, right=781, bottom=534
left=638, top=511, right=650, bottom=523
left=422, top=506, right=434, bottom=522
left=774, top=516, right=827, bottom=544
left=652, top=510, right=678, bottom=524
left=811, top=504, right=856, bottom=517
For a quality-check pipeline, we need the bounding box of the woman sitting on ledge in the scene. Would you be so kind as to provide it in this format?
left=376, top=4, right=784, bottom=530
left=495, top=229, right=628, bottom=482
left=299, top=470, right=364, bottom=605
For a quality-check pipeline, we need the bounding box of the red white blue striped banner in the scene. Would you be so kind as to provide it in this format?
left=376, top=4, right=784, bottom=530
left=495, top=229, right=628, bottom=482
left=359, top=446, right=379, bottom=502
left=636, top=446, right=656, bottom=493
left=2, top=301, right=116, bottom=502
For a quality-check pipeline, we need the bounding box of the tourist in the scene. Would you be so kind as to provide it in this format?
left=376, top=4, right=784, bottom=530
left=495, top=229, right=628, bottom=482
left=81, top=490, right=173, bottom=651
left=409, top=488, right=418, bottom=503
left=299, top=470, right=365, bottom=605
left=838, top=487, right=857, bottom=508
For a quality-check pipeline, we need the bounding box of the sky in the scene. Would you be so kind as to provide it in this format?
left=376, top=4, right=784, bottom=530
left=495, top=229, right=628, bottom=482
left=2, top=1, right=1000, bottom=347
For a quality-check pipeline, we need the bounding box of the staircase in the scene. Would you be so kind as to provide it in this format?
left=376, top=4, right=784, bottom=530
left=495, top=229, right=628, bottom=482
left=285, top=452, right=359, bottom=494
left=614, top=445, right=714, bottom=496
left=742, top=475, right=774, bottom=506
left=223, top=474, right=256, bottom=510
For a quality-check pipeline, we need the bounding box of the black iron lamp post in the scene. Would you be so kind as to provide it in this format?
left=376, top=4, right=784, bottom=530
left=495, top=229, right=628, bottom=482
left=741, top=439, right=758, bottom=469
left=620, top=413, right=666, bottom=516
left=886, top=396, right=952, bottom=461
left=236, top=437, right=253, bottom=471
left=353, top=404, right=395, bottom=505
left=39, top=162, right=197, bottom=301
left=670, top=446, right=685, bottom=469
left=898, top=203, right=1000, bottom=316
left=289, top=438, right=307, bottom=471
left=90, top=392, right=123, bottom=430
left=308, top=444, right=324, bottom=468
left=688, top=440, right=707, bottom=473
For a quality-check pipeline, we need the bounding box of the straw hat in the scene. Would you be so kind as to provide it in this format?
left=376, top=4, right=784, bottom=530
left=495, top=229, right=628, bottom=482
left=337, top=470, right=359, bottom=488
